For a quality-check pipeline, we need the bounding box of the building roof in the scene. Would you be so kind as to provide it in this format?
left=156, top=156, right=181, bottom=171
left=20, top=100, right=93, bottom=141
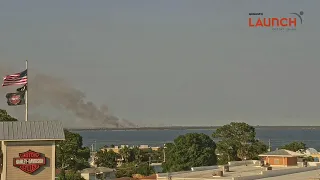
left=259, top=149, right=304, bottom=157
left=0, top=120, right=65, bottom=141
left=305, top=148, right=318, bottom=155
left=81, top=167, right=115, bottom=173
left=259, top=169, right=320, bottom=180
left=161, top=164, right=297, bottom=179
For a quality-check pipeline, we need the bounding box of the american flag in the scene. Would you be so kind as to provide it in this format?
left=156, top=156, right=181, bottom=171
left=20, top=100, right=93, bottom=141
left=2, top=69, right=28, bottom=87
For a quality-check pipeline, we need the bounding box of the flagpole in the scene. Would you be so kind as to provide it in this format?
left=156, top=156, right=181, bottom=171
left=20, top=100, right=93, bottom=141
left=25, top=60, right=28, bottom=122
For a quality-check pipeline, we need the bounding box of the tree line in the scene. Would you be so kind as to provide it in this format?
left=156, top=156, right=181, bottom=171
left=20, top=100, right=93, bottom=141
left=0, top=109, right=312, bottom=179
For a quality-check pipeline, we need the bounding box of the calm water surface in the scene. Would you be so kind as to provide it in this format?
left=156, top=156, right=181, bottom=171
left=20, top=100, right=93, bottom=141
left=74, top=128, right=320, bottom=150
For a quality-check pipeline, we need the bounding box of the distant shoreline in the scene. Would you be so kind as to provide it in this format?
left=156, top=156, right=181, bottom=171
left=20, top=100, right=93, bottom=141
left=68, top=126, right=320, bottom=131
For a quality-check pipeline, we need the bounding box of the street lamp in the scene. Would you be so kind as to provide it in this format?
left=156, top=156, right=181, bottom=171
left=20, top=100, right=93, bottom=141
left=162, top=144, right=172, bottom=179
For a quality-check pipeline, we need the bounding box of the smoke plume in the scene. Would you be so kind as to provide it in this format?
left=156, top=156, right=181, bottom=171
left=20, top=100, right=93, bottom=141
left=0, top=66, right=137, bottom=128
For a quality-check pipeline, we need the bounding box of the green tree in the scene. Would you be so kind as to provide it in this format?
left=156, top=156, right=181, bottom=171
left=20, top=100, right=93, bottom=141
left=118, top=146, right=162, bottom=164
left=119, top=146, right=133, bottom=163
left=248, top=140, right=268, bottom=159
left=95, top=149, right=119, bottom=168
left=131, top=147, right=143, bottom=163
left=280, top=141, right=307, bottom=152
left=0, top=109, right=17, bottom=121
left=116, top=162, right=137, bottom=178
left=304, top=156, right=314, bottom=162
left=213, top=122, right=256, bottom=145
left=215, top=140, right=238, bottom=163
left=150, top=148, right=163, bottom=163
left=136, top=163, right=155, bottom=176
left=57, top=171, right=85, bottom=180
left=213, top=122, right=267, bottom=162
left=217, top=153, right=230, bottom=165
left=140, top=148, right=153, bottom=162
left=162, top=133, right=217, bottom=172
left=116, top=162, right=154, bottom=178
left=56, top=130, right=91, bottom=171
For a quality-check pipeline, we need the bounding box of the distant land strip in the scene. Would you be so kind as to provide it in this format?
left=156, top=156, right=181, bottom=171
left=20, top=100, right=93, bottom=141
left=67, top=126, right=320, bottom=131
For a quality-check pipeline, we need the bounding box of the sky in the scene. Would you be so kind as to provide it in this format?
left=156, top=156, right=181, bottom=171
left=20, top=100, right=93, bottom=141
left=0, top=0, right=319, bottom=126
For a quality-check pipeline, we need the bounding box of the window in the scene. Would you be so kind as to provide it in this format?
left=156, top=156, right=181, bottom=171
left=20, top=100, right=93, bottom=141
left=274, top=158, right=280, bottom=165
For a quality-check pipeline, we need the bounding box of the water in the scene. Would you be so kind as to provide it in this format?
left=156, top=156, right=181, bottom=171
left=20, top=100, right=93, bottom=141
left=74, top=128, right=320, bottom=150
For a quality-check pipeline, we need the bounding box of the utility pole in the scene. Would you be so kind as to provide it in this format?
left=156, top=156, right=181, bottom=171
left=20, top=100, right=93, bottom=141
left=25, top=60, right=28, bottom=122
left=163, top=144, right=166, bottom=163
left=91, top=143, right=95, bottom=152
left=268, top=139, right=271, bottom=152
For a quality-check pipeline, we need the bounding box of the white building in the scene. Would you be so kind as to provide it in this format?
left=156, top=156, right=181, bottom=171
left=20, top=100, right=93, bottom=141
left=80, top=167, right=116, bottom=180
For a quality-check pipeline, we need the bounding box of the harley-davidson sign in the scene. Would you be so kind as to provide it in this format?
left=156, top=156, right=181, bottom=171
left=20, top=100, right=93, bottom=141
left=13, top=150, right=46, bottom=174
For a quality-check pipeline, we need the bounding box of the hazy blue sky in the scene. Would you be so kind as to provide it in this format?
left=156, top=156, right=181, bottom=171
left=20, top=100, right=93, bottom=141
left=0, top=0, right=319, bottom=126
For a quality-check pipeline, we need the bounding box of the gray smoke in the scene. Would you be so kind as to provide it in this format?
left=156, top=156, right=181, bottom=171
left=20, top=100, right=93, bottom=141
left=30, top=74, right=137, bottom=128
left=0, top=66, right=137, bottom=128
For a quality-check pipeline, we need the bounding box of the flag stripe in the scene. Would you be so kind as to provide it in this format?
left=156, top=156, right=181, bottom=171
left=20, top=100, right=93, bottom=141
left=2, top=77, right=27, bottom=86
left=4, top=75, right=21, bottom=79
left=3, top=75, right=20, bottom=79
left=2, top=69, right=28, bottom=87
left=3, top=77, right=27, bottom=82
left=3, top=76, right=27, bottom=81
left=2, top=82, right=27, bottom=86
left=3, top=69, right=27, bottom=79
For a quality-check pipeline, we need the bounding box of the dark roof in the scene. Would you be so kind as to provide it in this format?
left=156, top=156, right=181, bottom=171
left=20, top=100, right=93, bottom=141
left=0, top=120, right=65, bottom=141
left=259, top=149, right=304, bottom=157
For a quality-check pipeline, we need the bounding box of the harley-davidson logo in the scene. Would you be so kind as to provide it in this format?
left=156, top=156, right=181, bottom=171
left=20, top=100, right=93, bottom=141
left=13, top=150, right=46, bottom=174
left=9, top=94, right=21, bottom=105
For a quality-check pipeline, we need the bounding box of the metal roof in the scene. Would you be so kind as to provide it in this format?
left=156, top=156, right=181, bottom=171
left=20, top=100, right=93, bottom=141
left=259, top=149, right=304, bottom=157
left=0, top=120, right=65, bottom=141
left=305, top=148, right=318, bottom=155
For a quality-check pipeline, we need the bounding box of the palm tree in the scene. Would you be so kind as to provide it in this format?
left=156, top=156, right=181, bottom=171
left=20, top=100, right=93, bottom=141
left=119, top=146, right=131, bottom=163
left=132, top=147, right=143, bottom=163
